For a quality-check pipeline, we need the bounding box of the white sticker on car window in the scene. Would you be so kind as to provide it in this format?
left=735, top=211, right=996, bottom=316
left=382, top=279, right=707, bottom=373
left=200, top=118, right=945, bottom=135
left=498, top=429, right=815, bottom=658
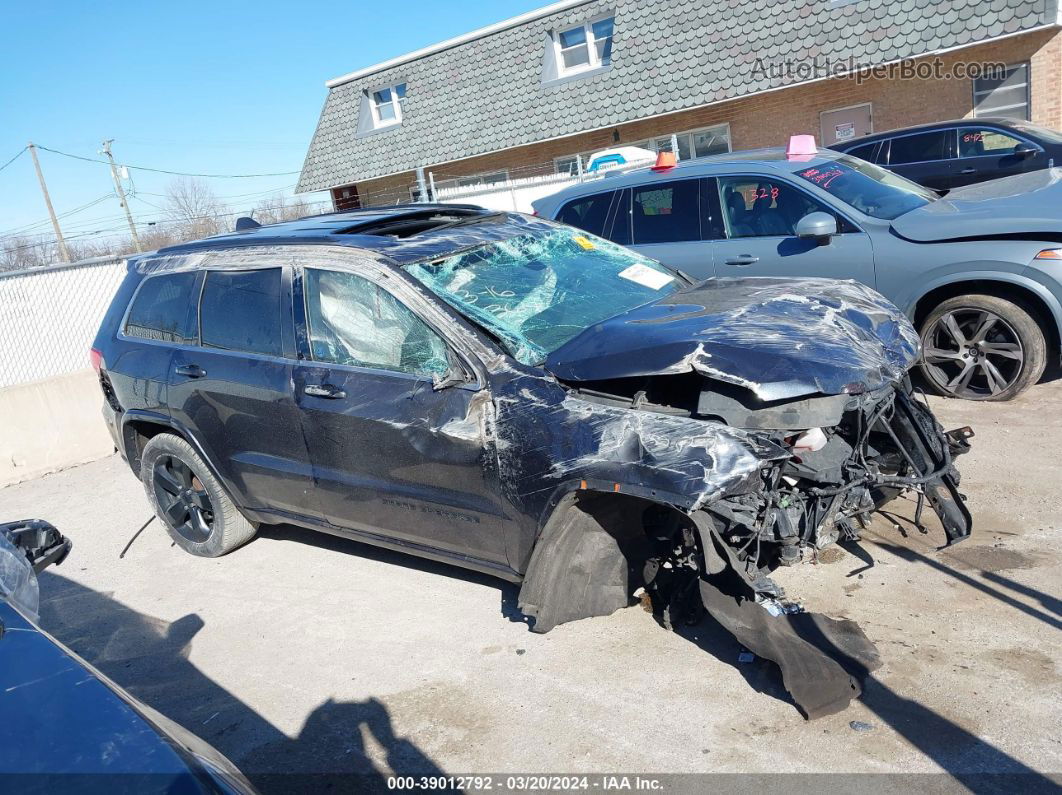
left=618, top=263, right=674, bottom=290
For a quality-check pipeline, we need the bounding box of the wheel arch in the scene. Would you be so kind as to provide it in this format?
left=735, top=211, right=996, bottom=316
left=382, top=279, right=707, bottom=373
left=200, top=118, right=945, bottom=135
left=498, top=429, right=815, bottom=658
left=120, top=413, right=239, bottom=504
left=912, top=276, right=1061, bottom=356
left=516, top=487, right=695, bottom=633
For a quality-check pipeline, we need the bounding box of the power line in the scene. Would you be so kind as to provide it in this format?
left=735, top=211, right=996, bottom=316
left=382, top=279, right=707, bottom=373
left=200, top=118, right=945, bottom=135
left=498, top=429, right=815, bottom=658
left=0, top=147, right=27, bottom=174
left=34, top=145, right=301, bottom=178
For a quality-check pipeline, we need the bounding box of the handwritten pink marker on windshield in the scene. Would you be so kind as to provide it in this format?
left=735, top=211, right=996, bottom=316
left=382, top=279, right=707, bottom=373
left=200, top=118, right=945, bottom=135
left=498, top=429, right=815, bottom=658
left=786, top=134, right=818, bottom=162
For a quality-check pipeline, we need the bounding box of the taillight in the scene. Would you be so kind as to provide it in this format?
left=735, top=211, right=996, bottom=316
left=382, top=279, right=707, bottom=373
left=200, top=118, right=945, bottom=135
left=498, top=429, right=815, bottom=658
left=90, top=348, right=102, bottom=374
left=1034, top=248, right=1062, bottom=261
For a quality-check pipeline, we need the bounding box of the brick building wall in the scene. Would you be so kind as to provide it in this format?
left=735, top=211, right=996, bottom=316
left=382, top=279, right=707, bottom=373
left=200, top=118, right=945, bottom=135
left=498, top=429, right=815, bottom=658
left=336, top=28, right=1062, bottom=207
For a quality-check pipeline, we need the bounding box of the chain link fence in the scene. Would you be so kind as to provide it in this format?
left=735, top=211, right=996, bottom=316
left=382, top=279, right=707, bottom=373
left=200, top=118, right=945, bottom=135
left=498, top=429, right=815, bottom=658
left=0, top=256, right=126, bottom=388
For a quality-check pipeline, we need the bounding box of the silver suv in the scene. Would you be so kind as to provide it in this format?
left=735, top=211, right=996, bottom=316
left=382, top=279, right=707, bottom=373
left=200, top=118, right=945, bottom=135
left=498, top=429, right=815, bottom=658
left=533, top=149, right=1062, bottom=401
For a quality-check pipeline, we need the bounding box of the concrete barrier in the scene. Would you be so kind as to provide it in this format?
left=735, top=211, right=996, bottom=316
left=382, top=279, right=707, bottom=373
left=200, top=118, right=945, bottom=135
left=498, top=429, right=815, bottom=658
left=0, top=368, right=115, bottom=488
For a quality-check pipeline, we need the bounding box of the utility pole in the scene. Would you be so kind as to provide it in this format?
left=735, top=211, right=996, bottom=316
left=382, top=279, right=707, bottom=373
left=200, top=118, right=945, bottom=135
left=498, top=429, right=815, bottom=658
left=27, top=142, right=71, bottom=263
left=100, top=139, right=142, bottom=252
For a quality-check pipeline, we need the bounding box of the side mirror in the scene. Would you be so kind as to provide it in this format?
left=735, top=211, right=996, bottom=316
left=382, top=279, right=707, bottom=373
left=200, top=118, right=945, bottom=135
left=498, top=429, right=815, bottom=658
left=1014, top=142, right=1037, bottom=158
left=795, top=211, right=838, bottom=243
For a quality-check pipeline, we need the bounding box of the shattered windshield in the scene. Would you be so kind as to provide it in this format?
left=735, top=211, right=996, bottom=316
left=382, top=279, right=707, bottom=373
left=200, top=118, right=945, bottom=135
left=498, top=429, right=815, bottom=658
left=794, top=154, right=938, bottom=219
left=404, top=228, right=681, bottom=364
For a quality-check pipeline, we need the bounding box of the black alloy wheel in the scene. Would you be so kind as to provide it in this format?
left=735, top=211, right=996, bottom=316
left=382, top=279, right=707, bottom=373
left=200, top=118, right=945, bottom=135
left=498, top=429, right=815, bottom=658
left=151, top=454, right=215, bottom=543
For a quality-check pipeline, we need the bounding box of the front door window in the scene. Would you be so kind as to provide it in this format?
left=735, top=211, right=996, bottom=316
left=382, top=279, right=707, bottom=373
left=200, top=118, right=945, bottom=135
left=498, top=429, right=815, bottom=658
left=716, top=177, right=835, bottom=239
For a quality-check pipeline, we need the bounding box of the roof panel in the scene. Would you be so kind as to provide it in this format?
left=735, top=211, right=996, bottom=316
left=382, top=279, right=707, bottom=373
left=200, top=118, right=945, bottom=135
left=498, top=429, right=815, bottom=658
left=297, top=0, right=1058, bottom=192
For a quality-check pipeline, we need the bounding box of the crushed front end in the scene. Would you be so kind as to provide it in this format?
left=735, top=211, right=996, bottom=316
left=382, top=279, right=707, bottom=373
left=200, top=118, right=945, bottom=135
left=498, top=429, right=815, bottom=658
left=698, top=380, right=972, bottom=586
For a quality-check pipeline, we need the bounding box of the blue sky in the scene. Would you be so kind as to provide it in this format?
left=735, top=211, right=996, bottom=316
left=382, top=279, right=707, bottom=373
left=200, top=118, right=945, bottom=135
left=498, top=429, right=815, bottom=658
left=0, top=1, right=544, bottom=248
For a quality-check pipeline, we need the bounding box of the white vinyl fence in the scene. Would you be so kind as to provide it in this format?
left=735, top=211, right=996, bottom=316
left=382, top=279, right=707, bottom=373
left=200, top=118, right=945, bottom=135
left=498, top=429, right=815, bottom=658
left=0, top=257, right=126, bottom=389
left=433, top=171, right=580, bottom=213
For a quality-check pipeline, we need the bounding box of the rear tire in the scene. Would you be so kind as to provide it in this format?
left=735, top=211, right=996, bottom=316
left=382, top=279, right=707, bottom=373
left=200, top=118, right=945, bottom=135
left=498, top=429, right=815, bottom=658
left=140, top=433, right=256, bottom=557
left=919, top=294, right=1046, bottom=401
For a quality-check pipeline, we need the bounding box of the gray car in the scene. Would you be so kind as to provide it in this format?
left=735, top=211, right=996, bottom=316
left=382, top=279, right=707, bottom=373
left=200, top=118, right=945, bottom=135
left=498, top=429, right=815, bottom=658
left=532, top=150, right=1062, bottom=401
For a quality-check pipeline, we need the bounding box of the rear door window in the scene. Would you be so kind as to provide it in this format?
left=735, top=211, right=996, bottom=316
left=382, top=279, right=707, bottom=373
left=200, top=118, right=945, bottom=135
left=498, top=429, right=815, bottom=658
left=556, top=192, right=614, bottom=237
left=630, top=179, right=701, bottom=244
left=124, top=271, right=198, bottom=344
left=887, top=131, right=951, bottom=164
left=200, top=269, right=284, bottom=356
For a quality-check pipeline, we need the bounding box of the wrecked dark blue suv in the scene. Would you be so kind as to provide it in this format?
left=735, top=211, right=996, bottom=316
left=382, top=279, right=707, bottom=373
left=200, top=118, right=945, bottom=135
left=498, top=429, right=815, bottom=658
left=93, top=206, right=972, bottom=718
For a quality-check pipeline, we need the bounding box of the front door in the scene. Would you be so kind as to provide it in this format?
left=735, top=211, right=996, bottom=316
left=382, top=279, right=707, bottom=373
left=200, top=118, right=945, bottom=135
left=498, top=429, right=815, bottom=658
left=167, top=266, right=319, bottom=520
left=951, top=126, right=1047, bottom=187
left=293, top=266, right=513, bottom=566
left=820, top=103, right=873, bottom=147
left=710, top=175, right=876, bottom=286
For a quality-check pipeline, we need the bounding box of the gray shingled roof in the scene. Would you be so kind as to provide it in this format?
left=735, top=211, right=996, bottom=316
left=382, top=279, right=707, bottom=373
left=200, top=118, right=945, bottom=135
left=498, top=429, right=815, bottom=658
left=297, top=0, right=1058, bottom=192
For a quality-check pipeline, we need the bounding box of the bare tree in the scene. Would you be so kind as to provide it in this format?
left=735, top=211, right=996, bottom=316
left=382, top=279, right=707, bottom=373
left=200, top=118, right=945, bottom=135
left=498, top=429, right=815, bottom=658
left=251, top=193, right=316, bottom=225
left=165, top=177, right=224, bottom=240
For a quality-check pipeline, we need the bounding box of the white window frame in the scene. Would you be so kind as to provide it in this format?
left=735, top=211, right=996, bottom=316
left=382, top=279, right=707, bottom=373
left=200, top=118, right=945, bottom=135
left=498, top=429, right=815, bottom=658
left=369, top=83, right=406, bottom=129
left=972, top=62, right=1030, bottom=120
left=553, top=13, right=614, bottom=78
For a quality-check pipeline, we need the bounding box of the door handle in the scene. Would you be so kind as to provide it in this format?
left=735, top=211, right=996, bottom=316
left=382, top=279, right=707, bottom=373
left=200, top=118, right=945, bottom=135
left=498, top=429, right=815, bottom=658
left=960, top=167, right=977, bottom=174
left=304, top=384, right=347, bottom=399
left=725, top=255, right=759, bottom=266
left=174, top=364, right=206, bottom=378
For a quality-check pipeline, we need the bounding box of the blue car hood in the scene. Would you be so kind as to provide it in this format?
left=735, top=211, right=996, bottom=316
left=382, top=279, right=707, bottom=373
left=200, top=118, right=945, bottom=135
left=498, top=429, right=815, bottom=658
left=891, top=167, right=1062, bottom=242
left=545, top=277, right=920, bottom=401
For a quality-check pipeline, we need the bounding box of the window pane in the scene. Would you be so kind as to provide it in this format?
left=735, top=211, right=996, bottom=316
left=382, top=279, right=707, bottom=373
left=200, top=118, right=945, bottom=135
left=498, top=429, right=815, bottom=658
left=557, top=192, right=613, bottom=237
left=558, top=25, right=586, bottom=47
left=718, top=177, right=831, bottom=239
left=306, top=270, right=449, bottom=376
left=958, top=128, right=1024, bottom=157
left=693, top=128, right=731, bottom=157
left=632, top=180, right=700, bottom=244
left=592, top=18, right=614, bottom=66
left=562, top=44, right=590, bottom=69
left=125, top=272, right=198, bottom=344
left=555, top=156, right=580, bottom=175
left=394, top=83, right=406, bottom=99
left=846, top=142, right=877, bottom=161
left=591, top=17, right=614, bottom=40
left=200, top=269, right=283, bottom=356
left=372, top=88, right=392, bottom=105
left=376, top=101, right=396, bottom=121
left=888, top=131, right=949, bottom=164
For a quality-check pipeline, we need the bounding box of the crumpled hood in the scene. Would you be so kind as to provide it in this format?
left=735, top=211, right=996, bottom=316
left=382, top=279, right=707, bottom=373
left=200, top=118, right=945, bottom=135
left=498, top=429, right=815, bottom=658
left=545, top=277, right=920, bottom=401
left=891, top=167, right=1062, bottom=242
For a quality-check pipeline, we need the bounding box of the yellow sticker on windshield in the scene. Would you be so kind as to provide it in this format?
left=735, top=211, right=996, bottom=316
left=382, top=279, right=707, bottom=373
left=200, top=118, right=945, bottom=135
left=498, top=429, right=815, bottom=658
left=573, top=235, right=595, bottom=250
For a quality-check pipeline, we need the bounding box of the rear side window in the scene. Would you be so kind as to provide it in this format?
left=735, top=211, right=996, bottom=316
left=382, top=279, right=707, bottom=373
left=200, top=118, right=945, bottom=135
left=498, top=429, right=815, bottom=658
left=124, top=272, right=198, bottom=344
left=631, top=179, right=701, bottom=244
left=200, top=269, right=283, bottom=356
left=888, top=131, right=950, bottom=164
left=846, top=142, right=878, bottom=162
left=557, top=192, right=613, bottom=237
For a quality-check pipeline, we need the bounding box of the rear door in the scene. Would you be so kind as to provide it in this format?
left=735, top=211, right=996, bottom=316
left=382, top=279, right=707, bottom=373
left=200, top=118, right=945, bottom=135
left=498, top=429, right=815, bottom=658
left=114, top=270, right=200, bottom=419
left=710, top=174, right=876, bottom=286
left=167, top=264, right=319, bottom=520
left=611, top=178, right=716, bottom=279
left=882, top=129, right=955, bottom=189
left=952, top=125, right=1047, bottom=186
left=292, top=265, right=514, bottom=567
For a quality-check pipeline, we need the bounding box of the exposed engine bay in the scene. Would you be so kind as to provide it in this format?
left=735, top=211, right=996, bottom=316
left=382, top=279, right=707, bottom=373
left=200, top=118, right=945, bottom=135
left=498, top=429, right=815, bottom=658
left=524, top=372, right=973, bottom=719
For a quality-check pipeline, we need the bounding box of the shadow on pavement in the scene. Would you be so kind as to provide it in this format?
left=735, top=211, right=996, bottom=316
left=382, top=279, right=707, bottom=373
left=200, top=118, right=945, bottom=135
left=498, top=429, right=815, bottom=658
left=35, top=571, right=447, bottom=792
left=258, top=522, right=533, bottom=626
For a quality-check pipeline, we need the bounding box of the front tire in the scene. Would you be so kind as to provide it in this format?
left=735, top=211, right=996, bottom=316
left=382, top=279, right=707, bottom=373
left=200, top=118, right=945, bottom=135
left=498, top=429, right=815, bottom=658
left=140, top=433, right=256, bottom=557
left=919, top=294, right=1046, bottom=401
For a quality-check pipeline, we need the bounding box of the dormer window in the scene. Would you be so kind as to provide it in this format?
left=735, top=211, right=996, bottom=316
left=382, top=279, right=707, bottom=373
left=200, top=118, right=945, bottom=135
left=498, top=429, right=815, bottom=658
left=555, top=15, right=614, bottom=76
left=371, top=83, right=406, bottom=127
